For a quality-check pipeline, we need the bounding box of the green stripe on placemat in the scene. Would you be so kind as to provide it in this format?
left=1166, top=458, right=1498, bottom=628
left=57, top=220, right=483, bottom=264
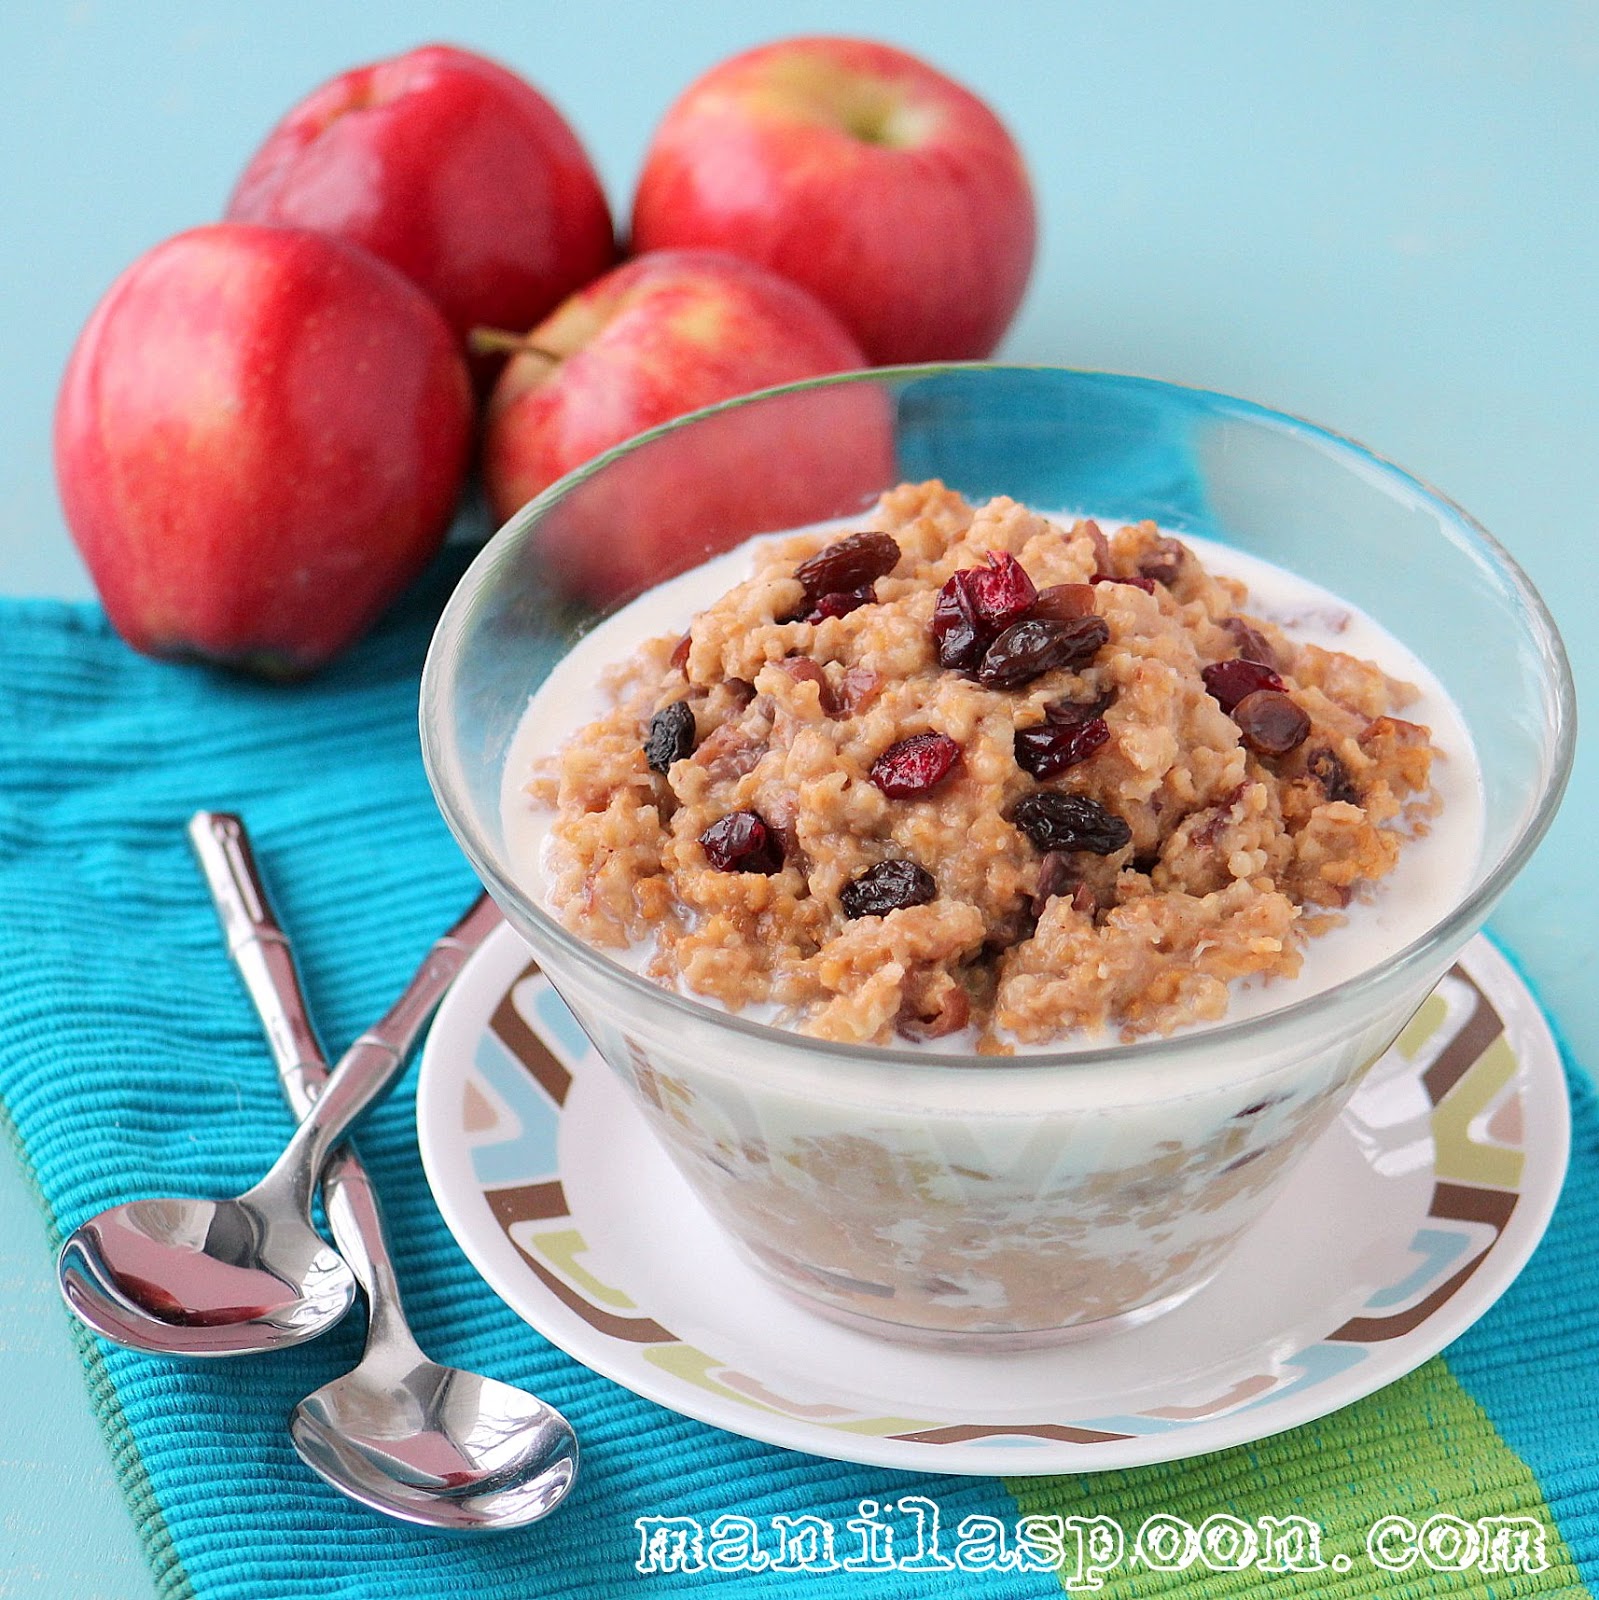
left=1008, top=1360, right=1589, bottom=1596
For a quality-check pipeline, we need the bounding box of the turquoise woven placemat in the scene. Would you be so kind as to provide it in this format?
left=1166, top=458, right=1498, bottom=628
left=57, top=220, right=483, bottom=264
left=1, top=558, right=1595, bottom=1598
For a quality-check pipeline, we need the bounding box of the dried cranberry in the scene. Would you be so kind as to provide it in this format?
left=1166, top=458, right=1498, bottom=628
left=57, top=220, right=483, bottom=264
left=1029, top=583, right=1096, bottom=622
left=1008, top=792, right=1132, bottom=855
left=1090, top=572, right=1157, bottom=594
left=699, top=811, right=783, bottom=873
left=1232, top=689, right=1311, bottom=756
left=1137, top=538, right=1188, bottom=586
left=1307, top=746, right=1361, bottom=804
left=869, top=732, right=962, bottom=798
left=1202, top=658, right=1286, bottom=713
left=931, top=568, right=987, bottom=669
left=978, top=616, right=1110, bottom=690
left=841, top=859, right=938, bottom=919
left=794, top=532, right=900, bottom=601
left=969, top=551, right=1038, bottom=629
left=644, top=700, right=697, bottom=773
left=1014, top=715, right=1110, bottom=778
left=929, top=553, right=1040, bottom=669
left=804, top=585, right=875, bottom=623
left=1221, top=616, right=1277, bottom=669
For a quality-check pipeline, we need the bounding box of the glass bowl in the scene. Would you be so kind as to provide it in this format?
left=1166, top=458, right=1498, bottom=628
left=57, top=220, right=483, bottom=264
left=419, top=366, right=1573, bottom=1349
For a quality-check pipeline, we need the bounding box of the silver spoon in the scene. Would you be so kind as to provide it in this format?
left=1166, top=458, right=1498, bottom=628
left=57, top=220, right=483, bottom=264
left=191, top=812, right=578, bottom=1529
left=57, top=837, right=500, bottom=1358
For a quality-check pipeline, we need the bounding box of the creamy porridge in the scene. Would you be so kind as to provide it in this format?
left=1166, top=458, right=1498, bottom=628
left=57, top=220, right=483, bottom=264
left=506, top=482, right=1480, bottom=1052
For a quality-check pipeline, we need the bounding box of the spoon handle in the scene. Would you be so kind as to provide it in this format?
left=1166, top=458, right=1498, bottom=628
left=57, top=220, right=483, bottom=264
left=189, top=813, right=443, bottom=1352
left=262, top=893, right=499, bottom=1204
left=187, top=813, right=330, bottom=1112
left=188, top=810, right=502, bottom=1247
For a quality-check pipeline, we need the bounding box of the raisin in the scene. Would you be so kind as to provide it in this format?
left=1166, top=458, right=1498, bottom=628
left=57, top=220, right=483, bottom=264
left=1137, top=538, right=1188, bottom=586
left=969, top=551, right=1038, bottom=629
left=804, top=585, right=875, bottom=623
left=841, top=859, right=938, bottom=918
left=1307, top=746, right=1361, bottom=804
left=1202, top=658, right=1286, bottom=713
left=793, top=531, right=900, bottom=600
left=870, top=732, right=962, bottom=798
left=895, top=975, right=971, bottom=1040
left=836, top=665, right=883, bottom=716
left=1079, top=518, right=1112, bottom=569
left=1032, top=850, right=1077, bottom=913
left=977, top=616, right=1109, bottom=689
left=699, top=811, right=783, bottom=873
left=1192, top=786, right=1245, bottom=848
left=669, top=633, right=692, bottom=672
left=1232, top=689, right=1311, bottom=756
left=1090, top=572, right=1157, bottom=593
left=764, top=794, right=802, bottom=863
left=776, top=656, right=835, bottom=714
left=982, top=904, right=1037, bottom=953
left=931, top=568, right=987, bottom=669
left=1221, top=616, right=1277, bottom=669
left=644, top=700, right=696, bottom=773
left=1014, top=714, right=1110, bottom=778
left=693, top=723, right=766, bottom=781
left=1029, top=582, right=1096, bottom=622
left=1008, top=792, right=1132, bottom=855
left=1047, top=689, right=1116, bottom=723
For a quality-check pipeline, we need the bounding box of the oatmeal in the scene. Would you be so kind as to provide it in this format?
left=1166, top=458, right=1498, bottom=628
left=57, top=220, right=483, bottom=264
left=522, top=483, right=1450, bottom=1050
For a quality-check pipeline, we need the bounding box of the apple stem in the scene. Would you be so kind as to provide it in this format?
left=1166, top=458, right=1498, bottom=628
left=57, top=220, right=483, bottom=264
left=468, top=327, right=561, bottom=368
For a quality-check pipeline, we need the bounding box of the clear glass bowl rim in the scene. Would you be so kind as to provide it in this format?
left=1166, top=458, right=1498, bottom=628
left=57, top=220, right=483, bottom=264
left=419, top=361, right=1577, bottom=1074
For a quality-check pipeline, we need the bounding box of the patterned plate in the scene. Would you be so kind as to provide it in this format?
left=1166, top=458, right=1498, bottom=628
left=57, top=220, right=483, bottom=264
left=416, top=927, right=1568, bottom=1475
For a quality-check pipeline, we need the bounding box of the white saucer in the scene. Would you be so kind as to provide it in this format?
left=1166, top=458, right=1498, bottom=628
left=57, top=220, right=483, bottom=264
left=417, top=926, right=1567, bottom=1476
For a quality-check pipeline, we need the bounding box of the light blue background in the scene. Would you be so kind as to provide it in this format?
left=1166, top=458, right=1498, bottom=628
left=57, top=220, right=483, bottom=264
left=2, top=4, right=1593, bottom=1594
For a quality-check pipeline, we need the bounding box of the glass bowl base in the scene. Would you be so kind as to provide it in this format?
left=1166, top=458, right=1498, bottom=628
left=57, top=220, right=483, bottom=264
left=755, top=1261, right=1217, bottom=1353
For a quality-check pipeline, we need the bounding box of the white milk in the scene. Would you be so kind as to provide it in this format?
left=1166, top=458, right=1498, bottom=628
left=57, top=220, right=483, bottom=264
left=500, top=521, right=1484, bottom=1051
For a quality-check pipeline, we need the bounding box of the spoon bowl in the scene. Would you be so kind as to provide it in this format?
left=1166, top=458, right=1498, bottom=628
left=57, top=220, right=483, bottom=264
left=59, top=1195, right=356, bottom=1357
left=290, top=1355, right=579, bottom=1530
left=57, top=877, right=493, bottom=1360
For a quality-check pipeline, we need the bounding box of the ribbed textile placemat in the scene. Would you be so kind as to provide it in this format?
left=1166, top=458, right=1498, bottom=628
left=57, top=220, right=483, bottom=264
left=1, top=564, right=1595, bottom=1598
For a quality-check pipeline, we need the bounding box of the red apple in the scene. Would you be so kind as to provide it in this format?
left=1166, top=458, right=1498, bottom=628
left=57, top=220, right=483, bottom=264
left=630, top=37, right=1036, bottom=365
left=55, top=222, right=473, bottom=676
left=227, top=43, right=615, bottom=363
left=481, top=248, right=888, bottom=603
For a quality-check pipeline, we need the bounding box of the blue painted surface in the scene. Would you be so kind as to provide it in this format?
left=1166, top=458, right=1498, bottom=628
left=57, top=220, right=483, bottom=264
left=533, top=984, right=595, bottom=1067
left=0, top=6, right=1592, bottom=1595
left=468, top=1032, right=561, bottom=1189
left=1364, top=1228, right=1471, bottom=1310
